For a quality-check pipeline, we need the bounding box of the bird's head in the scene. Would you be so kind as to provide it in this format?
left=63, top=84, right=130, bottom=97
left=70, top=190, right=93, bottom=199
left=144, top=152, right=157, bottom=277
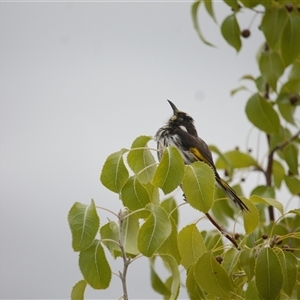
left=166, top=100, right=197, bottom=135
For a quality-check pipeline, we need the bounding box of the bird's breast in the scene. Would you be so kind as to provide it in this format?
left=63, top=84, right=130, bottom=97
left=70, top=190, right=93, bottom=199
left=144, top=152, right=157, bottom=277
left=155, top=127, right=197, bottom=164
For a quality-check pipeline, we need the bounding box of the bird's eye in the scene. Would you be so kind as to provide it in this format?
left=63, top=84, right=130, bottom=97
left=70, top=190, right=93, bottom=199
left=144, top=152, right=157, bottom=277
left=179, top=117, right=184, bottom=122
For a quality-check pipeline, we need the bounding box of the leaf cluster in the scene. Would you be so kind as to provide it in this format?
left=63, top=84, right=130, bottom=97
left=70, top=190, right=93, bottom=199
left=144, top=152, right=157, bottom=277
left=68, top=1, right=300, bottom=299
left=68, top=134, right=300, bottom=299
left=193, top=0, right=300, bottom=194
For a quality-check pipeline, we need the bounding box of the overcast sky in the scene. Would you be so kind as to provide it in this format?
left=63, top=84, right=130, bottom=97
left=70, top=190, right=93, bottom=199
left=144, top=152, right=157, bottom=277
left=0, top=2, right=289, bottom=299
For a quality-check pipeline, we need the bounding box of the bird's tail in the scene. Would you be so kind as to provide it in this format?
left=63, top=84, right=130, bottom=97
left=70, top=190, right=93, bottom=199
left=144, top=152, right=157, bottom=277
left=216, top=177, right=249, bottom=212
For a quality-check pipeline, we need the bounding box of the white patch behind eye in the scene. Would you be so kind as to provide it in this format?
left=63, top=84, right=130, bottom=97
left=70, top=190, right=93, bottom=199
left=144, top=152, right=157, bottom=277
left=179, top=125, right=187, bottom=132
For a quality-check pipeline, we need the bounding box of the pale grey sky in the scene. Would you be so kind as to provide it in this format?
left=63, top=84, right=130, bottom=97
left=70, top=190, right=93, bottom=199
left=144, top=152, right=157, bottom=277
left=0, top=2, right=282, bottom=299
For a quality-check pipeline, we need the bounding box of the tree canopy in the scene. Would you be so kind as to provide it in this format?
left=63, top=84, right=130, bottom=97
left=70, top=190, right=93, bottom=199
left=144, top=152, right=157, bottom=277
left=69, top=1, right=300, bottom=299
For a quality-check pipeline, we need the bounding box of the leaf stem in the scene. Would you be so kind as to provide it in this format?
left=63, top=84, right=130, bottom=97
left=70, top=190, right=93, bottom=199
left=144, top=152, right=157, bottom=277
left=96, top=206, right=119, bottom=218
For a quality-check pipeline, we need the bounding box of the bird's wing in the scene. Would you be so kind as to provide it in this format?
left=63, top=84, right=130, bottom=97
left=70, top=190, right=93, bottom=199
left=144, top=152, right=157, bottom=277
left=173, top=128, right=216, bottom=171
left=189, top=137, right=216, bottom=171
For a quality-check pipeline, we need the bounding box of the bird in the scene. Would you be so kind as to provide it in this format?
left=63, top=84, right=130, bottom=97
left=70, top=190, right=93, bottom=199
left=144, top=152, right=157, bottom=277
left=155, top=100, right=249, bottom=212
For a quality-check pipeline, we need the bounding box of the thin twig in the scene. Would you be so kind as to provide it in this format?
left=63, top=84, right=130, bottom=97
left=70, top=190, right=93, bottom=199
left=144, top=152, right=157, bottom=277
left=265, top=129, right=300, bottom=221
left=205, top=212, right=239, bottom=249
left=270, top=129, right=300, bottom=154
left=118, top=210, right=130, bottom=300
left=266, top=134, right=275, bottom=221
left=262, top=81, right=275, bottom=221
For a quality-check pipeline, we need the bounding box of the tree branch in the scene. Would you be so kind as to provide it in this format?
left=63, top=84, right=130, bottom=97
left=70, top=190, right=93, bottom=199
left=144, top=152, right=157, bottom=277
left=266, top=134, right=275, bottom=221
left=270, top=129, right=300, bottom=154
left=262, top=81, right=276, bottom=221
left=205, top=212, right=239, bottom=249
left=265, top=129, right=300, bottom=221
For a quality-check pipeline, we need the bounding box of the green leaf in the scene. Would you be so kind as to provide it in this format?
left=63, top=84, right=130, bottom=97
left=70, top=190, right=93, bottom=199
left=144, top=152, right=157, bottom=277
left=203, top=0, right=216, bottom=22
left=283, top=143, right=299, bottom=175
left=161, top=197, right=178, bottom=226
left=245, top=279, right=260, bottom=299
left=222, top=248, right=240, bottom=275
left=137, top=204, right=172, bottom=257
left=280, top=78, right=300, bottom=95
left=261, top=7, right=288, bottom=50
left=195, top=251, right=233, bottom=298
left=178, top=224, right=206, bottom=269
left=240, top=74, right=256, bottom=81
left=210, top=145, right=233, bottom=177
left=251, top=194, right=284, bottom=215
left=284, top=175, right=300, bottom=195
left=240, top=248, right=256, bottom=281
left=221, top=14, right=241, bottom=52
left=121, top=176, right=150, bottom=217
left=251, top=185, right=275, bottom=198
left=127, top=135, right=156, bottom=184
left=100, top=149, right=129, bottom=193
left=281, top=14, right=300, bottom=66
left=272, top=160, right=285, bottom=189
left=71, top=280, right=87, bottom=300
left=255, top=76, right=267, bottom=93
left=150, top=258, right=171, bottom=297
left=191, top=1, right=215, bottom=46
left=100, top=221, right=120, bottom=258
left=239, top=0, right=260, bottom=8
left=161, top=255, right=180, bottom=300
left=122, top=211, right=139, bottom=256
left=158, top=218, right=181, bottom=264
left=186, top=264, right=205, bottom=300
left=289, top=60, right=300, bottom=80
left=68, top=200, right=100, bottom=252
left=145, top=182, right=160, bottom=205
left=255, top=248, right=283, bottom=300
left=79, top=240, right=111, bottom=289
left=212, top=186, right=235, bottom=225
left=203, top=230, right=224, bottom=256
left=182, top=161, right=215, bottom=213
left=223, top=0, right=240, bottom=11
left=279, top=103, right=297, bottom=124
left=277, top=250, right=298, bottom=297
left=164, top=277, right=174, bottom=300
left=271, top=126, right=292, bottom=152
left=277, top=100, right=296, bottom=125
left=152, top=146, right=184, bottom=194
left=215, top=149, right=258, bottom=169
left=230, top=85, right=249, bottom=96
left=288, top=208, right=300, bottom=216
left=245, top=93, right=280, bottom=134
left=259, top=50, right=284, bottom=91
left=242, top=197, right=260, bottom=234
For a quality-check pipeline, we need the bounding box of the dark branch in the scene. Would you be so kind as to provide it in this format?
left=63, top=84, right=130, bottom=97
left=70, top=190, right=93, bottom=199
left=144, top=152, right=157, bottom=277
left=266, top=134, right=275, bottom=221
left=270, top=129, right=300, bottom=155
left=205, top=212, right=240, bottom=249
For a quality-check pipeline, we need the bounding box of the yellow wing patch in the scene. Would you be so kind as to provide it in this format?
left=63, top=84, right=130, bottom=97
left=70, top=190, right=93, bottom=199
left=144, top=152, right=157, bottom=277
left=189, top=147, right=208, bottom=164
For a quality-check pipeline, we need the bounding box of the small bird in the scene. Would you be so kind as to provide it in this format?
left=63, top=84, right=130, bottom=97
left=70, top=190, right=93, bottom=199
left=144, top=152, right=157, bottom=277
left=155, top=100, right=249, bottom=212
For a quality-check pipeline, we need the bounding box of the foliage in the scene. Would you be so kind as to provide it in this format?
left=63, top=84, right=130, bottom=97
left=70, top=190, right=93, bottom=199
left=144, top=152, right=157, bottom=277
left=68, top=1, right=300, bottom=299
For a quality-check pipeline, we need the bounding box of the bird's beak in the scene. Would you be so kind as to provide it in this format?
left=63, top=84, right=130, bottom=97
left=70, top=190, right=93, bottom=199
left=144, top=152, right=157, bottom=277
left=167, top=100, right=179, bottom=114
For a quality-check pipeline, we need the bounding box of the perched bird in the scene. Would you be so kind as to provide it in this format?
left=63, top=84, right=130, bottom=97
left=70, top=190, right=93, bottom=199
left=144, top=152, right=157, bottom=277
left=155, top=100, right=249, bottom=212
